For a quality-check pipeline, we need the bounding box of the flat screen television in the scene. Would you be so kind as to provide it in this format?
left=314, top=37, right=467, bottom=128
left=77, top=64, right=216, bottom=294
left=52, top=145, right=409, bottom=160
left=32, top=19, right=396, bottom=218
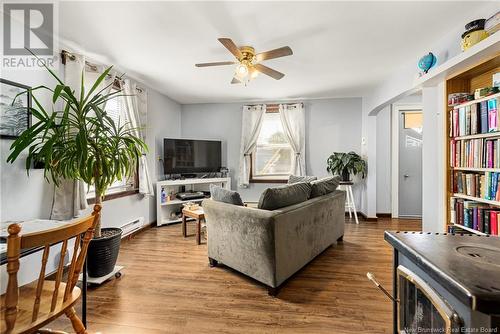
left=163, top=138, right=222, bottom=174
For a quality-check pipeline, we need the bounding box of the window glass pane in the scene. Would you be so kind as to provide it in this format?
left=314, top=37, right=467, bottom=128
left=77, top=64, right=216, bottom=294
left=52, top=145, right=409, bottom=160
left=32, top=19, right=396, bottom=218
left=254, top=146, right=293, bottom=175
left=404, top=112, right=422, bottom=129
left=86, top=91, right=133, bottom=197
left=252, top=112, right=293, bottom=177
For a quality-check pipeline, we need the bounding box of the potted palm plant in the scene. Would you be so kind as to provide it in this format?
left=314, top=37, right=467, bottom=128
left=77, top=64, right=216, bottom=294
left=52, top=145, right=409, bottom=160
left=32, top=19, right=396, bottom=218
left=326, top=151, right=367, bottom=182
left=7, top=60, right=147, bottom=278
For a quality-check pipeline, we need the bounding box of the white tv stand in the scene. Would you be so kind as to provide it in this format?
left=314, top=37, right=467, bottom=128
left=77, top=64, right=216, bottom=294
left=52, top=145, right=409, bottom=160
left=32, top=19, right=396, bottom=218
left=156, top=177, right=231, bottom=227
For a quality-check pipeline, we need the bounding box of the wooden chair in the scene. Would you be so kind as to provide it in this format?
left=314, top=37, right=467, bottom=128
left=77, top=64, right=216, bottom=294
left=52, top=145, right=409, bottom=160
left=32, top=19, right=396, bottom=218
left=0, top=204, right=101, bottom=334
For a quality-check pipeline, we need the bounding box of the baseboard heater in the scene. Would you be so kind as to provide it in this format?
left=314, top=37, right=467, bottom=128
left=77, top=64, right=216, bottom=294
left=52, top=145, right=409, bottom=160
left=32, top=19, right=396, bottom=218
left=120, top=217, right=144, bottom=238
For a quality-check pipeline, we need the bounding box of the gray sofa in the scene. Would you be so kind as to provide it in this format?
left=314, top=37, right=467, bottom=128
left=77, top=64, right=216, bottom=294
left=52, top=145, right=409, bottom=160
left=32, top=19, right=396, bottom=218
left=203, top=190, right=345, bottom=295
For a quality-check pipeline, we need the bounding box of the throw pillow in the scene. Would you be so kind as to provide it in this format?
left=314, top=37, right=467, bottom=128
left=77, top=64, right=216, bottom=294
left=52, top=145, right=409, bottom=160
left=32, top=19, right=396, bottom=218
left=310, top=176, right=340, bottom=198
left=288, top=175, right=318, bottom=184
left=210, top=184, right=244, bottom=206
left=258, top=182, right=312, bottom=210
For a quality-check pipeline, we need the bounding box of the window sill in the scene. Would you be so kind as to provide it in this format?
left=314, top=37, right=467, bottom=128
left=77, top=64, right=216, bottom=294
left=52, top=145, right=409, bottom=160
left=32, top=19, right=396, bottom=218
left=249, top=178, right=288, bottom=184
left=87, top=189, right=139, bottom=204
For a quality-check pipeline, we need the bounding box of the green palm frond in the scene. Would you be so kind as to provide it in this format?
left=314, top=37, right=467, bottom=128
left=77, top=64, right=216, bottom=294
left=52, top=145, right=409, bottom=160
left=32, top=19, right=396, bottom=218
left=7, top=53, right=147, bottom=237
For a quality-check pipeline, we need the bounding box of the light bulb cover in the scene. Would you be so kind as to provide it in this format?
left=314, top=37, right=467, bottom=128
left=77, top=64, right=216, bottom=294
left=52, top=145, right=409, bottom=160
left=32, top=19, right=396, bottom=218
left=237, top=63, right=248, bottom=75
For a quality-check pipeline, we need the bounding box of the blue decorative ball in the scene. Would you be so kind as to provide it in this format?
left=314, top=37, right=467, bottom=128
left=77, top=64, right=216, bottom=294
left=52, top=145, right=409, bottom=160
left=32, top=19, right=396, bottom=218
left=418, top=52, right=437, bottom=73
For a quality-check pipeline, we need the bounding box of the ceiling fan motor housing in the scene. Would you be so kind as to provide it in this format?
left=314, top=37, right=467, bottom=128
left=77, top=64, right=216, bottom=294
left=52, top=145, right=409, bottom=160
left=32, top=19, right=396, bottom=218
left=239, top=46, right=256, bottom=62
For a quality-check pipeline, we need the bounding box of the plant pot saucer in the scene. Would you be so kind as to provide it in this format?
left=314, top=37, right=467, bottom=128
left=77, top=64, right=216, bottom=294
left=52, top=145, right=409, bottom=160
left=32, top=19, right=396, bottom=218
left=78, top=265, right=124, bottom=285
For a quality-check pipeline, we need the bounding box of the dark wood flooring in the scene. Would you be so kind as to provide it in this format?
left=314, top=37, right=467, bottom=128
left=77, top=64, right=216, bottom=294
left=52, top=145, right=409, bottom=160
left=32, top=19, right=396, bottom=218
left=54, top=217, right=421, bottom=333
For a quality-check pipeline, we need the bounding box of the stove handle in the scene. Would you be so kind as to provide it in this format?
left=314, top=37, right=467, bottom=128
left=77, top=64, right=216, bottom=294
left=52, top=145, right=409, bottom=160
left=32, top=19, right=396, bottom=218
left=366, top=272, right=399, bottom=303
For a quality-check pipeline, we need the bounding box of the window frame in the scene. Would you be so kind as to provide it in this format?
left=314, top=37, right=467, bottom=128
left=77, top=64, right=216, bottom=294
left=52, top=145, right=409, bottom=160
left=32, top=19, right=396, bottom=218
left=87, top=81, right=140, bottom=203
left=249, top=108, right=291, bottom=184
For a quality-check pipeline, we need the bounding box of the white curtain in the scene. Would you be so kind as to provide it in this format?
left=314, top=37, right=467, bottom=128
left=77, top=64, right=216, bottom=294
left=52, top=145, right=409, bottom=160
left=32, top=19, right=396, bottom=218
left=50, top=53, right=88, bottom=220
left=122, top=79, right=153, bottom=196
left=238, top=105, right=266, bottom=188
left=279, top=103, right=306, bottom=176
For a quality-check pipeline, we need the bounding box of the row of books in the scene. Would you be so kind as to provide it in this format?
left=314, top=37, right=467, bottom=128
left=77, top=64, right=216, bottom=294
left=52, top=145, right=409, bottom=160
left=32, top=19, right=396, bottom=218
left=449, top=97, right=498, bottom=137
left=450, top=198, right=499, bottom=235
left=450, top=137, right=500, bottom=168
left=452, top=171, right=500, bottom=201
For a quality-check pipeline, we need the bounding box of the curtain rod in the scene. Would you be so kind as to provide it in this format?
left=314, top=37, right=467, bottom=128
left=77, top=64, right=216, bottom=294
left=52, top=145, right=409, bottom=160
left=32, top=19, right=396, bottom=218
left=61, top=50, right=144, bottom=93
left=247, top=102, right=304, bottom=108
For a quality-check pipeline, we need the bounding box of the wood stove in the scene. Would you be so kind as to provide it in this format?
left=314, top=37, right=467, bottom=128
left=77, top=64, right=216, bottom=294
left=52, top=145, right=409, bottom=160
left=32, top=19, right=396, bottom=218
left=384, top=231, right=500, bottom=333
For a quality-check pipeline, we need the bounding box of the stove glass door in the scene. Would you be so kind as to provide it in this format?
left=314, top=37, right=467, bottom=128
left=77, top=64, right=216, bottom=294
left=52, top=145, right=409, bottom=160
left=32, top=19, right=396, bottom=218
left=397, top=266, right=460, bottom=333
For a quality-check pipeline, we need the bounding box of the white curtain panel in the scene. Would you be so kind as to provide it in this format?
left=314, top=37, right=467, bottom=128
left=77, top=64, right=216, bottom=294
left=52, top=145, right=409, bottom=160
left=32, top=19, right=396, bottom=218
left=122, top=79, right=153, bottom=196
left=238, top=104, right=266, bottom=188
left=279, top=103, right=306, bottom=176
left=50, top=53, right=88, bottom=220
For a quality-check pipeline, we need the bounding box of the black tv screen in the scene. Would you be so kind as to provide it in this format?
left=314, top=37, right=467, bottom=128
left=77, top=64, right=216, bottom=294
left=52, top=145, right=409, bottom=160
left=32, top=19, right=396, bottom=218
left=163, top=138, right=221, bottom=174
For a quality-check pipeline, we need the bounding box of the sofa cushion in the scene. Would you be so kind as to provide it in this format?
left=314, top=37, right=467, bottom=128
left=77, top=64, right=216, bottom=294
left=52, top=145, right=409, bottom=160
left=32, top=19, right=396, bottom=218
left=310, top=176, right=340, bottom=198
left=288, top=175, right=318, bottom=184
left=210, top=184, right=244, bottom=206
left=258, top=182, right=312, bottom=210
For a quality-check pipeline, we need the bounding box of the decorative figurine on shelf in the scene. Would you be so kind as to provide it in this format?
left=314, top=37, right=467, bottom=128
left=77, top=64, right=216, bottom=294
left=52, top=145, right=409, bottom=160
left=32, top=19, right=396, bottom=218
left=418, top=52, right=437, bottom=75
left=461, top=19, right=489, bottom=52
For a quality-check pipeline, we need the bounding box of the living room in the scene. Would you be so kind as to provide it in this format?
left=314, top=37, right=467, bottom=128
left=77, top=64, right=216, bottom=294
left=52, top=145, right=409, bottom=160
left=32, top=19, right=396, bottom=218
left=1, top=1, right=499, bottom=333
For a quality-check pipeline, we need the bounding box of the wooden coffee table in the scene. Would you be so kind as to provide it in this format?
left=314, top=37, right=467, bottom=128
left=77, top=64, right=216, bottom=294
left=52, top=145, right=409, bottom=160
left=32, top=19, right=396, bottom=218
left=181, top=207, right=205, bottom=245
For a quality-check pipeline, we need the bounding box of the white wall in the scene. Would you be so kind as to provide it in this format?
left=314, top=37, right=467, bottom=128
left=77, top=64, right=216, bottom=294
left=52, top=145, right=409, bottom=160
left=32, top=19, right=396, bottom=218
left=376, top=106, right=391, bottom=214
left=1, top=67, right=61, bottom=221
left=0, top=57, right=181, bottom=227
left=180, top=98, right=364, bottom=208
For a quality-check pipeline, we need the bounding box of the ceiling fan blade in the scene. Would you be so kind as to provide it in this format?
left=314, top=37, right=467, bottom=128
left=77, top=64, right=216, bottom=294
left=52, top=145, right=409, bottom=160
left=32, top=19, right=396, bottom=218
left=218, top=38, right=243, bottom=59
left=231, top=77, right=241, bottom=84
left=254, top=63, right=285, bottom=80
left=195, top=61, right=235, bottom=67
left=256, top=46, right=293, bottom=62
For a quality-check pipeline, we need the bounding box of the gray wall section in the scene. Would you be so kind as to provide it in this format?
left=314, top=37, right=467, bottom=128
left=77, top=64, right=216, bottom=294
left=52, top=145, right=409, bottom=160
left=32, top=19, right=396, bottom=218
left=0, top=62, right=182, bottom=227
left=180, top=98, right=363, bottom=207
left=376, top=106, right=391, bottom=214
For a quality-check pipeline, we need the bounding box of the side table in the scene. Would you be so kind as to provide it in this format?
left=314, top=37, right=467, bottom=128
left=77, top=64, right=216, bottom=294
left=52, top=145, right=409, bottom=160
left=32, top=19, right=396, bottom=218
left=339, top=181, right=359, bottom=224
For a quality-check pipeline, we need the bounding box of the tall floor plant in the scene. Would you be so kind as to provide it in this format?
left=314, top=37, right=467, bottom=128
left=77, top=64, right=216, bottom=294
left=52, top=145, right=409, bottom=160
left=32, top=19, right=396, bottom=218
left=7, top=61, right=147, bottom=238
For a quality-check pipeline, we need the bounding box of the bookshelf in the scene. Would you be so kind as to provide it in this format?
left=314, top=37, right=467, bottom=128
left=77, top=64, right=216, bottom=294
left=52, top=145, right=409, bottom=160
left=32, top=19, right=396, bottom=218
left=446, top=56, right=500, bottom=236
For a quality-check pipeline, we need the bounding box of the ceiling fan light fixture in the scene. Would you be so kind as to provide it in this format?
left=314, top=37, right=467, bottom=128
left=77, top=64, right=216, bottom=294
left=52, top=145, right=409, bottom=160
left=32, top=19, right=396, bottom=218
left=236, top=63, right=249, bottom=77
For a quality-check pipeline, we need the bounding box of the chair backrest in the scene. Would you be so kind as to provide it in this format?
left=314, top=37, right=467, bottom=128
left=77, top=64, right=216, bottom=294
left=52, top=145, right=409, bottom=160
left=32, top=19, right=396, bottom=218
left=3, top=204, right=101, bottom=332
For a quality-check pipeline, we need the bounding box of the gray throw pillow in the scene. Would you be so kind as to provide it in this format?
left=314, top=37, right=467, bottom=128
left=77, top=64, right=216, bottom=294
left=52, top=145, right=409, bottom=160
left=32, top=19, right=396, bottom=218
left=210, top=184, right=244, bottom=206
left=258, top=182, right=312, bottom=210
left=310, top=176, right=340, bottom=198
left=288, top=175, right=318, bottom=184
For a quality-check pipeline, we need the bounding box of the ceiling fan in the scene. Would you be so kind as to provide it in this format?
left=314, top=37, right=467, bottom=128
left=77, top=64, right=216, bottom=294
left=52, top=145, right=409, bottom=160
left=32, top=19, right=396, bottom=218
left=195, top=38, right=293, bottom=84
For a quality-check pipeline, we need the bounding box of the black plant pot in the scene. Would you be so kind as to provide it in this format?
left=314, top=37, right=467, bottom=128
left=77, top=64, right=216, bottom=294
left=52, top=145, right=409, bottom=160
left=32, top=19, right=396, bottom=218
left=87, top=228, right=122, bottom=278
left=341, top=169, right=351, bottom=182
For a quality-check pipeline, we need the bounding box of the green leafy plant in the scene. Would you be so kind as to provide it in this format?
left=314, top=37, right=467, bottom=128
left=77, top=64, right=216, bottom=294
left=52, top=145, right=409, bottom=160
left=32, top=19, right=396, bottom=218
left=326, top=151, right=367, bottom=181
left=6, top=59, right=147, bottom=238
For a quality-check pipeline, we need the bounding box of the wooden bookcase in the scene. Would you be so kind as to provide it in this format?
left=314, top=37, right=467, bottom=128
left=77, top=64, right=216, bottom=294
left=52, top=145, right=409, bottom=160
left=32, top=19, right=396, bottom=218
left=446, top=56, right=500, bottom=236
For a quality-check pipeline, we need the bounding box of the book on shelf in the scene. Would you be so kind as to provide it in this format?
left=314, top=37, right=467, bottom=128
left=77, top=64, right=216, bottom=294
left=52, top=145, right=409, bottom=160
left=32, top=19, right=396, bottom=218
left=452, top=171, right=500, bottom=201
left=450, top=96, right=499, bottom=137
left=450, top=197, right=500, bottom=235
left=450, top=137, right=500, bottom=168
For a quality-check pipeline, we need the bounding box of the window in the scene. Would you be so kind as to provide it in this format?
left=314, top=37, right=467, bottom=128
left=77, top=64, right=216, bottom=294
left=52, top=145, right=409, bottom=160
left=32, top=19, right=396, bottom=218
left=250, top=111, right=293, bottom=182
left=86, top=88, right=138, bottom=201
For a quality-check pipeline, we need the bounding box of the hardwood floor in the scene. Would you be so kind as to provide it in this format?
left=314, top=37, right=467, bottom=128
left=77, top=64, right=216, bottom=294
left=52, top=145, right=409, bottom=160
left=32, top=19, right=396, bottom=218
left=54, top=217, right=421, bottom=334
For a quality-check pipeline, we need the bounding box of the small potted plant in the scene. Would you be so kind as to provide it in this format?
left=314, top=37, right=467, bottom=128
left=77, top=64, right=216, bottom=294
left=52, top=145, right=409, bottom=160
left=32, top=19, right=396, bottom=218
left=326, top=151, right=367, bottom=182
left=7, top=57, right=147, bottom=278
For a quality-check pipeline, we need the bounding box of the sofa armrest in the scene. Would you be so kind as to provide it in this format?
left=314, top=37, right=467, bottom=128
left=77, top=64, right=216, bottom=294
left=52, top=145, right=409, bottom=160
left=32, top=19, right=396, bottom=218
left=202, top=199, right=278, bottom=287
left=272, top=190, right=346, bottom=285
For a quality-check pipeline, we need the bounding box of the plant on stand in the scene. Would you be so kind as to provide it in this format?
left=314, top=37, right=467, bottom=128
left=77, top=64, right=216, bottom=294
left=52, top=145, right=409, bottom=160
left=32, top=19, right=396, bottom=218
left=326, top=151, right=367, bottom=182
left=7, top=61, right=146, bottom=278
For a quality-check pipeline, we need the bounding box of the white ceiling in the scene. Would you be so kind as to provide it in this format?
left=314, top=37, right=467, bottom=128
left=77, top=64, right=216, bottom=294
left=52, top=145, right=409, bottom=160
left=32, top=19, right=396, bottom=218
left=60, top=1, right=485, bottom=104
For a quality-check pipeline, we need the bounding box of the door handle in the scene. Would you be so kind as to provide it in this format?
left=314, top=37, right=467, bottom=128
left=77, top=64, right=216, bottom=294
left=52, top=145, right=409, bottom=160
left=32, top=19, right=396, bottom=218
left=404, top=174, right=409, bottom=178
